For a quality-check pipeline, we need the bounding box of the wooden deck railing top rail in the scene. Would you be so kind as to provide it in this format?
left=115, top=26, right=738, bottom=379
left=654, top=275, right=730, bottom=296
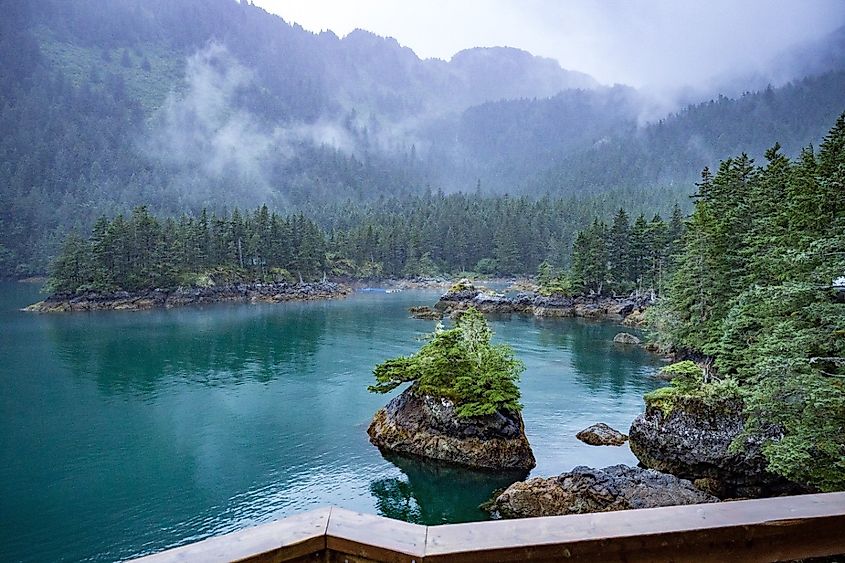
left=133, top=492, right=845, bottom=562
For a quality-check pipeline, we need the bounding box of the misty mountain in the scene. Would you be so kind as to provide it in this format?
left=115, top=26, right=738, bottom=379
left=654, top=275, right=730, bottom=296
left=1, top=0, right=844, bottom=275
left=503, top=71, right=845, bottom=195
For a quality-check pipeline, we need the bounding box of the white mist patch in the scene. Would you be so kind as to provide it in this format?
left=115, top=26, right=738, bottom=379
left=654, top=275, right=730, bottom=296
left=142, top=44, right=361, bottom=205
left=146, top=45, right=272, bottom=184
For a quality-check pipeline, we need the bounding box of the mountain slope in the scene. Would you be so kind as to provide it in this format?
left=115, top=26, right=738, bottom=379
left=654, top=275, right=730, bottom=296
left=1, top=0, right=844, bottom=276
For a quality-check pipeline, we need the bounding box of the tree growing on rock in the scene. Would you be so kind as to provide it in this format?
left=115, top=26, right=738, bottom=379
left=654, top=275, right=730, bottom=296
left=368, top=308, right=524, bottom=417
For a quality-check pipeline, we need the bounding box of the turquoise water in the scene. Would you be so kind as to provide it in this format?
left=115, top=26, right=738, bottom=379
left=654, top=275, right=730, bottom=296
left=0, top=282, right=664, bottom=562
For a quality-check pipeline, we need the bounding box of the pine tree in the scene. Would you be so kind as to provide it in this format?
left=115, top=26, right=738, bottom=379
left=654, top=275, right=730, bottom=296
left=607, top=208, right=631, bottom=293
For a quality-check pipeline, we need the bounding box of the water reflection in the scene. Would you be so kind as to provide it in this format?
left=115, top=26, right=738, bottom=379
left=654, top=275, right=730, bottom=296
left=1, top=283, right=667, bottom=562
left=372, top=452, right=527, bottom=524
left=533, top=317, right=660, bottom=395
left=42, top=305, right=329, bottom=394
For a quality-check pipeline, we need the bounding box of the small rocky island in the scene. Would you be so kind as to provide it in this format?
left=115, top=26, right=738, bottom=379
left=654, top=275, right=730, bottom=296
left=24, top=281, right=351, bottom=312
left=367, top=308, right=535, bottom=470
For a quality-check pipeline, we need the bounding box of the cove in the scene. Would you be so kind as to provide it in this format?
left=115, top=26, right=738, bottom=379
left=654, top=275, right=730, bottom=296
left=0, top=282, right=664, bottom=562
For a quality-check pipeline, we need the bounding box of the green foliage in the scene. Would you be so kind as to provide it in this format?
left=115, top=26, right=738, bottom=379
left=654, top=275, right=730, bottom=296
left=368, top=308, right=524, bottom=418
left=473, top=258, right=498, bottom=275
left=644, top=376, right=743, bottom=418
left=657, top=360, right=703, bottom=382
left=535, top=261, right=577, bottom=296
left=656, top=114, right=845, bottom=491
left=569, top=212, right=682, bottom=296
left=47, top=206, right=330, bottom=292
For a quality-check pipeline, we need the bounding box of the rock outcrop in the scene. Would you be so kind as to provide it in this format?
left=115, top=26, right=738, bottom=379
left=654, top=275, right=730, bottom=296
left=367, top=385, right=536, bottom=470
left=408, top=306, right=442, bottom=320
left=576, top=423, right=628, bottom=446
left=628, top=395, right=805, bottom=498
left=612, top=332, right=641, bottom=345
left=431, top=283, right=649, bottom=324
left=24, top=281, right=351, bottom=312
left=489, top=464, right=717, bottom=518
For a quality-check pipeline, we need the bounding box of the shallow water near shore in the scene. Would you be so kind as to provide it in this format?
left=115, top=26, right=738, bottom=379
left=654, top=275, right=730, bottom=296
left=0, top=281, right=664, bottom=562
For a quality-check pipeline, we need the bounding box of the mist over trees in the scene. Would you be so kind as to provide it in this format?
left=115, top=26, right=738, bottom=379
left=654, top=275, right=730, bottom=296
left=2, top=0, right=845, bottom=277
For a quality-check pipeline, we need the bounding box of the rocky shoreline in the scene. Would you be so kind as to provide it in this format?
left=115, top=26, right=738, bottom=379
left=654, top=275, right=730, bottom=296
left=628, top=394, right=806, bottom=498
left=23, top=281, right=351, bottom=312
left=430, top=282, right=651, bottom=324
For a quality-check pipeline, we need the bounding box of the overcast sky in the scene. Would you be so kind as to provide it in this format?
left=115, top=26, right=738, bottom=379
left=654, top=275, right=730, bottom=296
left=252, top=0, right=845, bottom=88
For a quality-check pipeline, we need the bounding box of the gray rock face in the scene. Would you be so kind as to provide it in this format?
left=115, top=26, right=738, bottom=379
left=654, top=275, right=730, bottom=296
left=613, top=332, right=641, bottom=345
left=367, top=385, right=536, bottom=470
left=628, top=396, right=805, bottom=498
left=576, top=423, right=628, bottom=446
left=489, top=464, right=717, bottom=518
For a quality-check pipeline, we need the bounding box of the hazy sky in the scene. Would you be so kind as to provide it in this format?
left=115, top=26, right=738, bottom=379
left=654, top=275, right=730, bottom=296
left=252, top=0, right=845, bottom=88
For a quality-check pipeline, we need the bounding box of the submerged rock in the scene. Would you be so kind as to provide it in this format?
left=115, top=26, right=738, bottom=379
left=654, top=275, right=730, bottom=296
left=576, top=423, right=628, bottom=446
left=628, top=395, right=806, bottom=498
left=408, top=306, right=442, bottom=320
left=612, top=332, right=641, bottom=345
left=489, top=464, right=717, bottom=518
left=367, top=385, right=535, bottom=470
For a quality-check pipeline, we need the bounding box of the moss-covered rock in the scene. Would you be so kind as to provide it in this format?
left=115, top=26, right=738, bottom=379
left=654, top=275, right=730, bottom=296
left=368, top=385, right=536, bottom=470
left=629, top=389, right=807, bottom=498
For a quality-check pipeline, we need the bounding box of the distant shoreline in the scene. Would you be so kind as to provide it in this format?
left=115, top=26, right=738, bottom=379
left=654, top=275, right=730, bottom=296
left=22, top=281, right=352, bottom=312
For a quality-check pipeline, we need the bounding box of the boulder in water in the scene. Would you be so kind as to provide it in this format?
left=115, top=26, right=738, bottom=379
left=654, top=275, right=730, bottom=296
left=408, top=306, right=442, bottom=320
left=488, top=464, right=717, bottom=518
left=576, top=423, right=628, bottom=446
left=613, top=332, right=641, bottom=345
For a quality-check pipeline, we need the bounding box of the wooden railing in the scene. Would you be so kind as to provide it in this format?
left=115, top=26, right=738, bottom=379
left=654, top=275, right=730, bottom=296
left=133, top=492, right=845, bottom=562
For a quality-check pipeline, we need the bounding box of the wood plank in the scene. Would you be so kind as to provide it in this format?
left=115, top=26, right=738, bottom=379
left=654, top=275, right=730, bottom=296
left=132, top=507, right=331, bottom=563
left=325, top=507, right=426, bottom=563
left=423, top=493, right=845, bottom=562
left=130, top=493, right=845, bottom=562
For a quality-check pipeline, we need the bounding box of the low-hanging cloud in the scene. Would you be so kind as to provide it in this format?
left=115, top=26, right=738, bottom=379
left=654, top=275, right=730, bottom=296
left=142, top=43, right=362, bottom=207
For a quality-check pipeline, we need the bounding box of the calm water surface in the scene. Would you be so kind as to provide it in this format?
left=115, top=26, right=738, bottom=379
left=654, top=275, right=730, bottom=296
left=0, top=281, right=664, bottom=562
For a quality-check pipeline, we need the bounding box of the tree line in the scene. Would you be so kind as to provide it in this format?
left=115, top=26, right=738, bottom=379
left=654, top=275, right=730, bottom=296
left=558, top=207, right=685, bottom=297
left=49, top=193, right=687, bottom=293
left=50, top=206, right=328, bottom=292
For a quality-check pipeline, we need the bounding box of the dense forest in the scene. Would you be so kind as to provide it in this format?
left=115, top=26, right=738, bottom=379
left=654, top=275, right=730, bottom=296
left=46, top=196, right=684, bottom=293
left=652, top=115, right=845, bottom=491
left=2, top=0, right=845, bottom=277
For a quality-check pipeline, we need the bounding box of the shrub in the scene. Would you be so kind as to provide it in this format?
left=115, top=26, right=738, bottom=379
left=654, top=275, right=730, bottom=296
left=368, top=308, right=524, bottom=417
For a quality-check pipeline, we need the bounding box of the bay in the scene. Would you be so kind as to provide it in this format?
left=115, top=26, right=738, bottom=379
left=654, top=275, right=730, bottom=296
left=0, top=282, right=663, bottom=562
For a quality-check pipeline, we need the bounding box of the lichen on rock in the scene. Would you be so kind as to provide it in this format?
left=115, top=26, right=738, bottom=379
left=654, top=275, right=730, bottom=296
left=576, top=423, right=628, bottom=446
left=488, top=464, right=717, bottom=518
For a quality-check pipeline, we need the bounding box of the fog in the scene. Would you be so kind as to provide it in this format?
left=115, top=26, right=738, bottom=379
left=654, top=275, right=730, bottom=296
left=257, top=0, right=845, bottom=91
left=142, top=44, right=359, bottom=205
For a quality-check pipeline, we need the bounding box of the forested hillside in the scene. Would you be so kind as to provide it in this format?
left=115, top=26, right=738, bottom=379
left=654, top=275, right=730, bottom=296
left=2, top=0, right=845, bottom=277
left=653, top=116, right=845, bottom=491
left=48, top=192, right=688, bottom=293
